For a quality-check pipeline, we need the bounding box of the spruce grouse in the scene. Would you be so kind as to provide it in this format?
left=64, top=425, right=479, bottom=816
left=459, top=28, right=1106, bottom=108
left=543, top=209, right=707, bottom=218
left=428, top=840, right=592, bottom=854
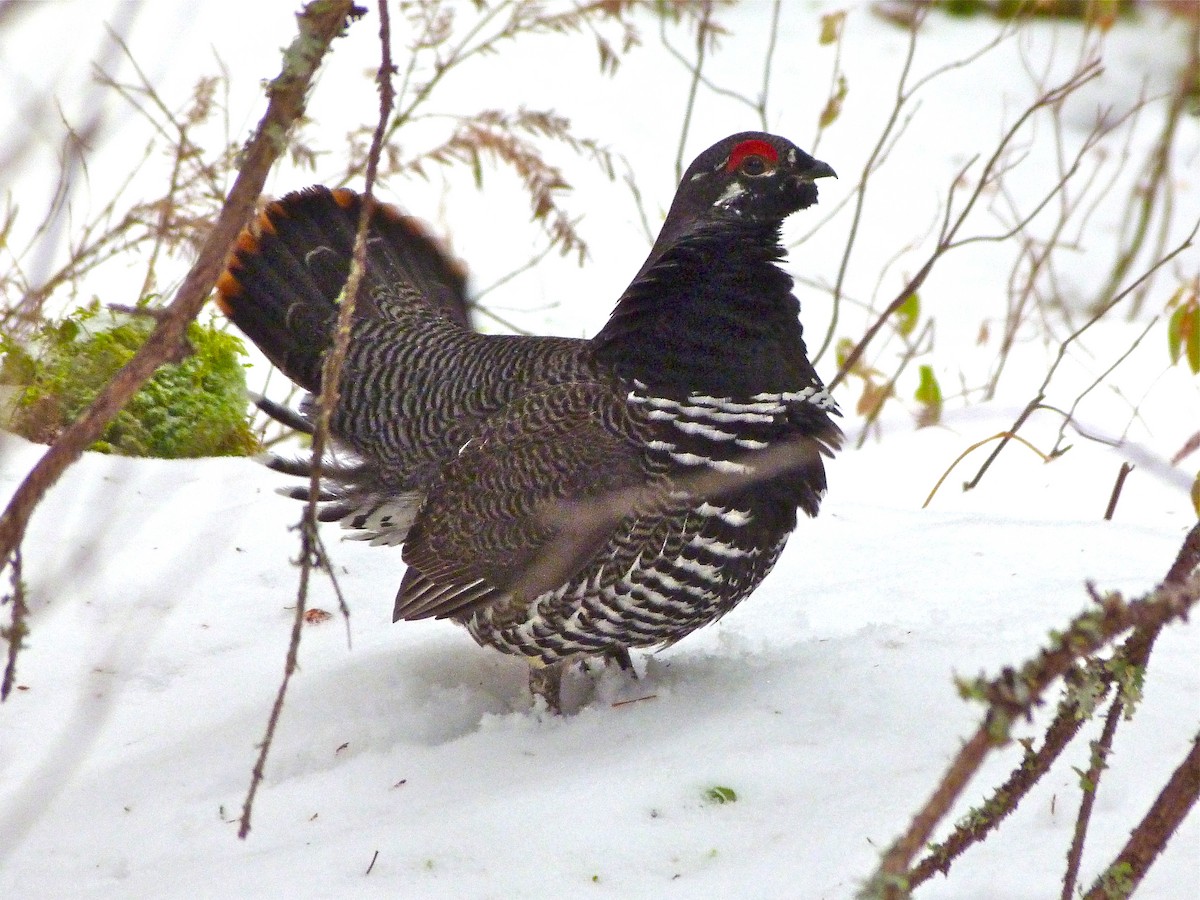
left=216, top=131, right=842, bottom=708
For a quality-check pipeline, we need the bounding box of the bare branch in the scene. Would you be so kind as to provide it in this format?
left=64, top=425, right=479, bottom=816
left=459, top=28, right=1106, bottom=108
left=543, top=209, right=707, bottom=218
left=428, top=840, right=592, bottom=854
left=962, top=219, right=1197, bottom=493
left=0, top=1, right=363, bottom=697
left=237, top=0, right=384, bottom=840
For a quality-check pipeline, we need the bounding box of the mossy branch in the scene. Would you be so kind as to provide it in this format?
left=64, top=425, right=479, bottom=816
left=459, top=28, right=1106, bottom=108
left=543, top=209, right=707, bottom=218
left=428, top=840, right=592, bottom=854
left=861, top=521, right=1200, bottom=899
left=1082, top=731, right=1200, bottom=900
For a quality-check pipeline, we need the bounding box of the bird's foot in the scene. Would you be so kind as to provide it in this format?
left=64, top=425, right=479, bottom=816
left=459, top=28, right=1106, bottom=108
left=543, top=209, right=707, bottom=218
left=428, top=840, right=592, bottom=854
left=527, top=648, right=642, bottom=714
left=528, top=660, right=568, bottom=714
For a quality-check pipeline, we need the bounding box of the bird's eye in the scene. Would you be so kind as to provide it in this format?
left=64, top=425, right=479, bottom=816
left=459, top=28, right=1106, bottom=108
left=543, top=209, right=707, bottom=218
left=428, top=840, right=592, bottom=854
left=739, top=155, right=770, bottom=177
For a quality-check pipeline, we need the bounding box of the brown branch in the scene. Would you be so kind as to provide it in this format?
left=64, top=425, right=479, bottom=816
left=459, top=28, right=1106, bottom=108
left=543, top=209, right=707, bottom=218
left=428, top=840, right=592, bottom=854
left=961, top=219, right=1197, bottom=493
left=0, top=0, right=362, bottom=701
left=864, top=522, right=1200, bottom=899
left=816, top=5, right=929, bottom=366
left=237, top=0, right=381, bottom=840
left=1172, top=431, right=1200, bottom=466
left=1072, top=528, right=1200, bottom=896
left=910, top=488, right=1199, bottom=892
left=829, top=57, right=1104, bottom=391
left=1103, top=462, right=1134, bottom=521
left=908, top=675, right=1097, bottom=888
left=1060, top=683, right=1128, bottom=899
left=0, top=547, right=26, bottom=700
left=1162, top=520, right=1200, bottom=588
left=1062, top=594, right=1168, bottom=898
left=1082, top=732, right=1200, bottom=900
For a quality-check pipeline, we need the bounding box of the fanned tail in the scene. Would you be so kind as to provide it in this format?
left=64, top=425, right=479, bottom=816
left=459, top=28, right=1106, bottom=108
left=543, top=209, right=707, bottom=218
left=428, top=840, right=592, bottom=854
left=215, top=186, right=471, bottom=393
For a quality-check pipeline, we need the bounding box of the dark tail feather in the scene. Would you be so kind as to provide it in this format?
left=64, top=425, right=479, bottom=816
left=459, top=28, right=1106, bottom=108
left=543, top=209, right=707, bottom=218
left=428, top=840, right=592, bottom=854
left=250, top=393, right=314, bottom=435
left=216, top=186, right=471, bottom=392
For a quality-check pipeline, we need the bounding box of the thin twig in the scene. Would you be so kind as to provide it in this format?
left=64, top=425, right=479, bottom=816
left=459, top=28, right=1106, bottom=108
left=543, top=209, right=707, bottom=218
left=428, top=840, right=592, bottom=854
left=237, top=0, right=384, bottom=841
left=1050, top=316, right=1159, bottom=458
left=962, top=220, right=1197, bottom=493
left=1060, top=691, right=1125, bottom=899
left=830, top=56, right=1104, bottom=392
left=671, top=0, right=712, bottom=185
left=1103, top=462, right=1134, bottom=521
left=922, top=431, right=1050, bottom=509
left=0, top=0, right=360, bottom=700
left=756, top=0, right=782, bottom=132
left=815, top=6, right=927, bottom=366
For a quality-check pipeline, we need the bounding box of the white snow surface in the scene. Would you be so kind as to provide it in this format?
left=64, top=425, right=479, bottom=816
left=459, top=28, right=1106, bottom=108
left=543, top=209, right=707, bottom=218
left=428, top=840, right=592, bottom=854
left=1, top=3, right=1198, bottom=899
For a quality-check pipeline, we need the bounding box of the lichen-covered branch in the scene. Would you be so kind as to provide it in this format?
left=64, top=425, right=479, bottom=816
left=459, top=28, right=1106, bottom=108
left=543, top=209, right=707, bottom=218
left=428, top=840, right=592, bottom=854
left=860, top=521, right=1200, bottom=899
left=1082, top=732, right=1200, bottom=900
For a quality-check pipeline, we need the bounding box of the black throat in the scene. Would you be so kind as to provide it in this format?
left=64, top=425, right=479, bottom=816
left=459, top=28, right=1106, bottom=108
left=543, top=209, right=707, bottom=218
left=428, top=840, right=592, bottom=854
left=590, top=219, right=810, bottom=398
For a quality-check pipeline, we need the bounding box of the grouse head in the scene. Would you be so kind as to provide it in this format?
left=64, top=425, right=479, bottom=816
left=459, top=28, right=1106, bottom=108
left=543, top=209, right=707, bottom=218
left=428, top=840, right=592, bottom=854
left=638, top=132, right=835, bottom=271
left=593, top=132, right=835, bottom=396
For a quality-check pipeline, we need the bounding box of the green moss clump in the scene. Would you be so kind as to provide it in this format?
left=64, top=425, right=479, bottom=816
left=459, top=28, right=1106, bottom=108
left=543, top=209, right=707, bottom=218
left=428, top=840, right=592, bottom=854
left=1, top=303, right=258, bottom=458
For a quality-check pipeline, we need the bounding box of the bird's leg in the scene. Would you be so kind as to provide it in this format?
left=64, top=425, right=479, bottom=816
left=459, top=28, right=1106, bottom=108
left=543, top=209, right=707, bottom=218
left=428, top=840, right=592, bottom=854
left=528, top=659, right=567, bottom=713
left=605, top=645, right=637, bottom=677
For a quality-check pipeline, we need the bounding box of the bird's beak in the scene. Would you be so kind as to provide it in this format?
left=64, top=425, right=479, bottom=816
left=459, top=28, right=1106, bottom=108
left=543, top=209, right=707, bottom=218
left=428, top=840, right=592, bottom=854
left=802, top=159, right=837, bottom=181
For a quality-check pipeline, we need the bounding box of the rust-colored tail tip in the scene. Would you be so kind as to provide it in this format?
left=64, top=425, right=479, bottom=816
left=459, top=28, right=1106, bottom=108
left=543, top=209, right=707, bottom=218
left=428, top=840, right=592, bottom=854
left=214, top=203, right=279, bottom=316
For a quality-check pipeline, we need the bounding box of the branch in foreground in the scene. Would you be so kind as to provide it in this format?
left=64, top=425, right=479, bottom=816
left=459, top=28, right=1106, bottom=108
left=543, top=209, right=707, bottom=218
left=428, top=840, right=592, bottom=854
left=0, top=1, right=363, bottom=698
left=908, top=661, right=1102, bottom=887
left=1071, top=731, right=1127, bottom=896
left=908, top=525, right=1200, bottom=887
left=908, top=511, right=1198, bottom=889
left=860, top=521, right=1200, bottom=899
left=1083, top=731, right=1200, bottom=900
left=1077, top=523, right=1200, bottom=897
left=237, top=0, right=386, bottom=841
left=0, top=548, right=26, bottom=700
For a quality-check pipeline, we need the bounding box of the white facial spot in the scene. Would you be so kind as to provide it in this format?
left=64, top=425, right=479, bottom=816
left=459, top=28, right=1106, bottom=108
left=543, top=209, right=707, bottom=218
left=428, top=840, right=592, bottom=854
left=714, top=180, right=746, bottom=209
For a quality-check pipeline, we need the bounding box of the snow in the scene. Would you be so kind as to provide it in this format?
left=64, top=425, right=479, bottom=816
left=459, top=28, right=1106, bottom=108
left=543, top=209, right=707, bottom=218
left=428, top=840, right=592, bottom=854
left=1, top=3, right=1198, bottom=899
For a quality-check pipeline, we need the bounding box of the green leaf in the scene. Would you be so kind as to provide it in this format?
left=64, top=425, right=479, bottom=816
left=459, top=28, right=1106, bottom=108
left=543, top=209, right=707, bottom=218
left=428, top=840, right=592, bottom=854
left=703, top=785, right=737, bottom=805
left=1167, top=287, right=1200, bottom=374
left=818, top=11, right=845, bottom=45
left=1168, top=301, right=1185, bottom=364
left=835, top=336, right=855, bottom=370
left=914, top=364, right=942, bottom=406
left=817, top=74, right=848, bottom=130
left=1191, top=472, right=1200, bottom=518
left=1189, top=311, right=1200, bottom=375
left=914, top=364, right=943, bottom=428
left=894, top=292, right=920, bottom=337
